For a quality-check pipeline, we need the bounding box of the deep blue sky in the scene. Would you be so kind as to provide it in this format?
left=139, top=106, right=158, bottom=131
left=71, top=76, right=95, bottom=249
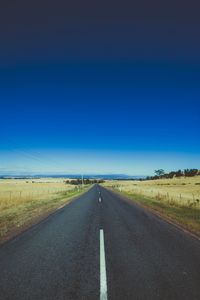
left=0, top=1, right=200, bottom=175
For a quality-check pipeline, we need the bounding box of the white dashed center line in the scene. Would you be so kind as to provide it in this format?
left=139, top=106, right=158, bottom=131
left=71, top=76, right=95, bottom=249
left=100, top=229, right=108, bottom=300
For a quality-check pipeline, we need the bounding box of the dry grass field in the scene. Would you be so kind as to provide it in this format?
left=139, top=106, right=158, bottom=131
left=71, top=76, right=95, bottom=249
left=0, top=178, right=87, bottom=241
left=105, top=176, right=200, bottom=208
left=104, top=176, right=200, bottom=236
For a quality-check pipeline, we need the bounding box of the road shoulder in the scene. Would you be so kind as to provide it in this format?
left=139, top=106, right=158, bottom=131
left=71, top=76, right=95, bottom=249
left=103, top=186, right=200, bottom=242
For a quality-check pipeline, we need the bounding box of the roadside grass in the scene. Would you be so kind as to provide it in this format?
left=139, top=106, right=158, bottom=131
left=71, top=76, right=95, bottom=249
left=104, top=176, right=200, bottom=207
left=103, top=176, right=200, bottom=237
left=0, top=178, right=77, bottom=211
left=0, top=179, right=89, bottom=241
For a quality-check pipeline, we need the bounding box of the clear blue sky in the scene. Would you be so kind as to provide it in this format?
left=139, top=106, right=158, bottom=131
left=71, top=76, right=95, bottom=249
left=0, top=1, right=200, bottom=175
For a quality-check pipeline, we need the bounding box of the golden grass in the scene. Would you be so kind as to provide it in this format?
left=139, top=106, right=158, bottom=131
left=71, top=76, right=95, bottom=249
left=104, top=176, right=200, bottom=208
left=0, top=178, right=87, bottom=240
left=0, top=178, right=76, bottom=210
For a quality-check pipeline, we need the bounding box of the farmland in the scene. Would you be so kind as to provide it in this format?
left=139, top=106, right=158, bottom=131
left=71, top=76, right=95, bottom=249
left=0, top=178, right=87, bottom=241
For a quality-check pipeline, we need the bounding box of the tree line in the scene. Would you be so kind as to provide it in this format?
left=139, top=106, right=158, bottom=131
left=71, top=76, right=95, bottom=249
left=146, top=169, right=200, bottom=180
left=65, top=179, right=105, bottom=185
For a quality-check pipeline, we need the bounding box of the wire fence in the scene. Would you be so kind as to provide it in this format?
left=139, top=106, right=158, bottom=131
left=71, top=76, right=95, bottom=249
left=0, top=186, right=82, bottom=210
left=113, top=184, right=200, bottom=209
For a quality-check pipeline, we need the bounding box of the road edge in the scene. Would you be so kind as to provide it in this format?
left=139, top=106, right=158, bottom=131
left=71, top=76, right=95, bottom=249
left=103, top=186, right=200, bottom=242
left=0, top=187, right=92, bottom=246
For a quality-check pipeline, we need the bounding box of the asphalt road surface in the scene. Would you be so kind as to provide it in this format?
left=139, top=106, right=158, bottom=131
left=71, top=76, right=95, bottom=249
left=0, top=185, right=200, bottom=300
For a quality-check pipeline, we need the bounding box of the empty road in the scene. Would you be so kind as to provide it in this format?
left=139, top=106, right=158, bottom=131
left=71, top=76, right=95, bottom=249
left=0, top=185, right=200, bottom=300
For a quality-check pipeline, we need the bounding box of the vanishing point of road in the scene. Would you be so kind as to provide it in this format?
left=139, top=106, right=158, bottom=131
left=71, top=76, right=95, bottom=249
left=0, top=185, right=200, bottom=300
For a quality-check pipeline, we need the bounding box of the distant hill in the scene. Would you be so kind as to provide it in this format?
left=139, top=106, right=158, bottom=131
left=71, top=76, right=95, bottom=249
left=0, top=174, right=145, bottom=180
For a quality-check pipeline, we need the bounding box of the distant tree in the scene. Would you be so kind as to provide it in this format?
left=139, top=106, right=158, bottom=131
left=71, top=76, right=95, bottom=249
left=168, top=171, right=176, bottom=179
left=154, top=169, right=165, bottom=178
left=184, top=169, right=199, bottom=177
left=176, top=170, right=183, bottom=177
